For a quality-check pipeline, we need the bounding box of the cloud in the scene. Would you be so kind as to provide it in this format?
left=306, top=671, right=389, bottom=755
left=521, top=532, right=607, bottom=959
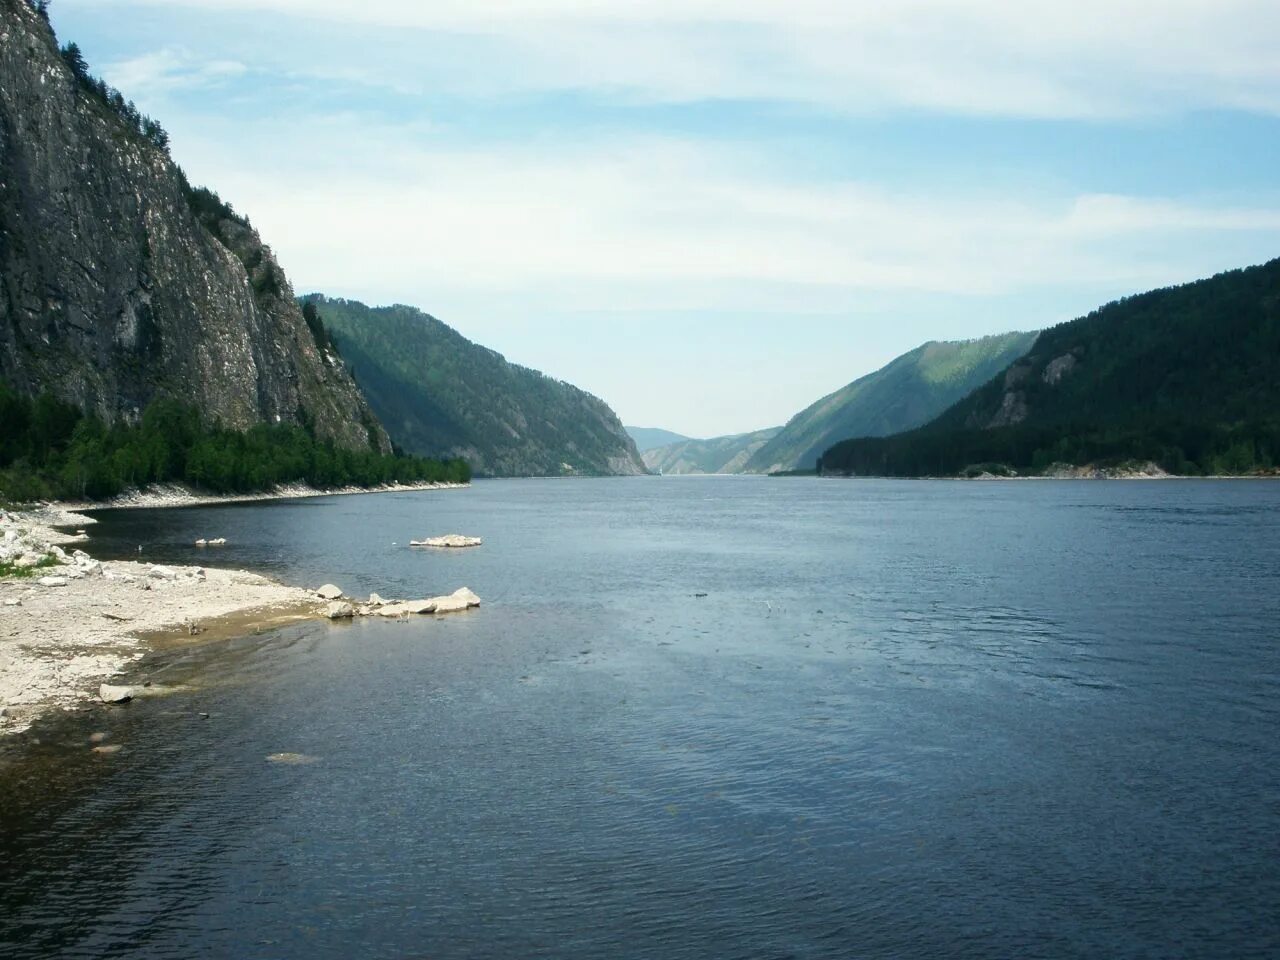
left=167, top=121, right=1278, bottom=316
left=102, top=47, right=247, bottom=97
left=82, top=0, right=1280, bottom=117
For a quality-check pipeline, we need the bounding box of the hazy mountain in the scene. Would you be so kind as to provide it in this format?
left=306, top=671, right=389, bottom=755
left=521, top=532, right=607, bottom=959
left=304, top=296, right=647, bottom=477
left=643, top=428, right=781, bottom=475
left=821, top=258, right=1280, bottom=477
left=626, top=427, right=692, bottom=453
left=743, top=332, right=1037, bottom=473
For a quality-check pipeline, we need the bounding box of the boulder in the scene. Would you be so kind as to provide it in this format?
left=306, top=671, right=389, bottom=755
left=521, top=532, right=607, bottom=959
left=367, top=592, right=388, bottom=606
left=148, top=565, right=178, bottom=581
left=324, top=601, right=355, bottom=620
left=195, top=539, right=208, bottom=546
left=410, top=535, right=483, bottom=548
left=378, top=600, right=437, bottom=617
left=451, top=587, right=482, bottom=607
left=14, top=553, right=43, bottom=569
left=38, top=576, right=68, bottom=587
left=316, top=584, right=344, bottom=600
left=100, top=683, right=145, bottom=703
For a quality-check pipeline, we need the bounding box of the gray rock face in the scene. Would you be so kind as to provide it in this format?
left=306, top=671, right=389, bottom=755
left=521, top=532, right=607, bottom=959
left=0, top=0, right=388, bottom=452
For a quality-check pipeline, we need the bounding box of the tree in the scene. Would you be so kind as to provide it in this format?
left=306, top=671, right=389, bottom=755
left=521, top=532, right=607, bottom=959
left=59, top=42, right=88, bottom=82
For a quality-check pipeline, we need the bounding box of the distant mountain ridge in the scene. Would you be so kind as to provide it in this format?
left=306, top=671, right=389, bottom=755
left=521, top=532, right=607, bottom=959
left=821, top=258, right=1280, bottom=477
left=304, top=296, right=646, bottom=477
left=742, top=332, right=1037, bottom=474
left=626, top=427, right=691, bottom=453
left=643, top=428, right=781, bottom=475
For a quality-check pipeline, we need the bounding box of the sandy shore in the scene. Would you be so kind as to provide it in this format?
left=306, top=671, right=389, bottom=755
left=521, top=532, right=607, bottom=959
left=2, top=480, right=480, bottom=737
left=0, top=505, right=318, bottom=736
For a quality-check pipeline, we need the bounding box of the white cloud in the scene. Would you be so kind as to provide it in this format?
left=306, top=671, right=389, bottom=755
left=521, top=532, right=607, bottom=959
left=170, top=123, right=1278, bottom=315
left=102, top=47, right=247, bottom=97
left=85, top=0, right=1280, bottom=117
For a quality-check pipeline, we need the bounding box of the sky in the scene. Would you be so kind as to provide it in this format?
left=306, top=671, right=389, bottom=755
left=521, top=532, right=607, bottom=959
left=49, top=0, right=1280, bottom=438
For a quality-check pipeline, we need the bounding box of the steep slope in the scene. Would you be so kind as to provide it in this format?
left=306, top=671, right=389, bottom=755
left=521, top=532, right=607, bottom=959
left=743, top=332, right=1037, bottom=473
left=821, top=258, right=1280, bottom=477
left=304, top=296, right=647, bottom=477
left=627, top=427, right=691, bottom=453
left=0, top=0, right=386, bottom=451
left=643, top=428, right=781, bottom=475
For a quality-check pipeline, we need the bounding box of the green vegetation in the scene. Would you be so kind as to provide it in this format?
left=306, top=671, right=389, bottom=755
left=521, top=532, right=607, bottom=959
left=303, top=295, right=645, bottom=477
left=821, top=258, right=1280, bottom=477
left=0, top=382, right=468, bottom=503
left=643, top=428, right=781, bottom=475
left=743, top=332, right=1037, bottom=473
left=0, top=555, right=59, bottom=579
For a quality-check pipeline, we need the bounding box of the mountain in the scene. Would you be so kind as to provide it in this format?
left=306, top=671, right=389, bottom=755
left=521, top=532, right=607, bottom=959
left=821, top=259, right=1280, bottom=477
left=0, top=0, right=386, bottom=452
left=643, top=428, right=781, bottom=475
left=626, top=427, right=691, bottom=454
left=303, top=296, right=647, bottom=477
left=742, top=332, right=1037, bottom=474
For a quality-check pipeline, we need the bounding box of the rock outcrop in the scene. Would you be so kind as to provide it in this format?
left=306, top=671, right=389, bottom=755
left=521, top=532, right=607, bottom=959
left=0, top=0, right=389, bottom=451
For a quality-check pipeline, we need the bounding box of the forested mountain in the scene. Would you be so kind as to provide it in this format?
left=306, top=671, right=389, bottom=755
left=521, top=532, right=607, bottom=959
left=821, top=258, right=1280, bottom=477
left=0, top=0, right=386, bottom=453
left=626, top=427, right=691, bottom=453
left=743, top=332, right=1037, bottom=473
left=304, top=296, right=647, bottom=477
left=643, top=428, right=781, bottom=475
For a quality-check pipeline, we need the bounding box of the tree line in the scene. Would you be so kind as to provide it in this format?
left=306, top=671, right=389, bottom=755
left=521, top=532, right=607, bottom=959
left=0, top=382, right=470, bottom=503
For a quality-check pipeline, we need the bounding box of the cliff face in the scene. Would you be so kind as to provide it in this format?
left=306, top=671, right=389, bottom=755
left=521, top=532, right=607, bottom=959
left=0, top=0, right=387, bottom=451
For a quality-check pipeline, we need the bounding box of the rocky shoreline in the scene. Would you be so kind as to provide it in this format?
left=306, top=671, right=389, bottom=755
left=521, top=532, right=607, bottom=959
left=65, top=479, right=467, bottom=512
left=0, top=494, right=480, bottom=738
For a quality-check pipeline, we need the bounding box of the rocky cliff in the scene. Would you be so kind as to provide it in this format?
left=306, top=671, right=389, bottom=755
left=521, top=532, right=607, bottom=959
left=0, top=0, right=387, bottom=451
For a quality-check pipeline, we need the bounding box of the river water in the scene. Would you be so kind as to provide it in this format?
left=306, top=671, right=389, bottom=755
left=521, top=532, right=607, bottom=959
left=1, top=477, right=1278, bottom=958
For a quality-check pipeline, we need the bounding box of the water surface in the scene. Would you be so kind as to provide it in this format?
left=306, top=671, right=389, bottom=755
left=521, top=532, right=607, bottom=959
left=2, top=477, right=1278, bottom=958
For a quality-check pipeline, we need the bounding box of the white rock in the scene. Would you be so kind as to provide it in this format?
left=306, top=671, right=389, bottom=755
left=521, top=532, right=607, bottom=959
left=378, top=601, right=432, bottom=617
left=316, top=584, right=344, bottom=600
left=409, top=535, right=483, bottom=548
left=367, top=592, right=388, bottom=606
left=148, top=565, right=178, bottom=581
left=14, top=554, right=43, bottom=569
left=99, top=684, right=144, bottom=703
left=38, top=576, right=68, bottom=588
left=76, top=559, right=103, bottom=577
left=3, top=598, right=21, bottom=607
left=195, top=539, right=208, bottom=546
left=208, top=538, right=227, bottom=546
left=324, top=601, right=355, bottom=619
left=451, top=587, right=482, bottom=607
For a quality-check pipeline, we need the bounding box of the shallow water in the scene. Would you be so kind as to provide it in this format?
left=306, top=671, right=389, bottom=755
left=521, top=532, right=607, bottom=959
left=2, top=477, right=1279, bottom=958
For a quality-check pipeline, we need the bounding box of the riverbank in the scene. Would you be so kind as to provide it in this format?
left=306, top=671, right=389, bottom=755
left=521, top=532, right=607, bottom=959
left=0, top=505, right=318, bottom=737
left=64, top=479, right=467, bottom=512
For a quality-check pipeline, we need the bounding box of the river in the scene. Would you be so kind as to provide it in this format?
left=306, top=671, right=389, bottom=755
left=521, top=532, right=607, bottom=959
left=1, top=477, right=1278, bottom=958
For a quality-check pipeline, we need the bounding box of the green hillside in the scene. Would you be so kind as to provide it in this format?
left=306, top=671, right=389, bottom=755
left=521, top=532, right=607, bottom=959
left=821, top=258, right=1280, bottom=477
left=743, top=332, right=1037, bottom=473
left=303, top=296, right=646, bottom=477
left=643, top=428, right=781, bottom=475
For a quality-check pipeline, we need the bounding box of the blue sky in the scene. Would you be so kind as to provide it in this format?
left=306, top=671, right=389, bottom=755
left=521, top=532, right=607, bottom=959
left=51, top=0, right=1280, bottom=437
